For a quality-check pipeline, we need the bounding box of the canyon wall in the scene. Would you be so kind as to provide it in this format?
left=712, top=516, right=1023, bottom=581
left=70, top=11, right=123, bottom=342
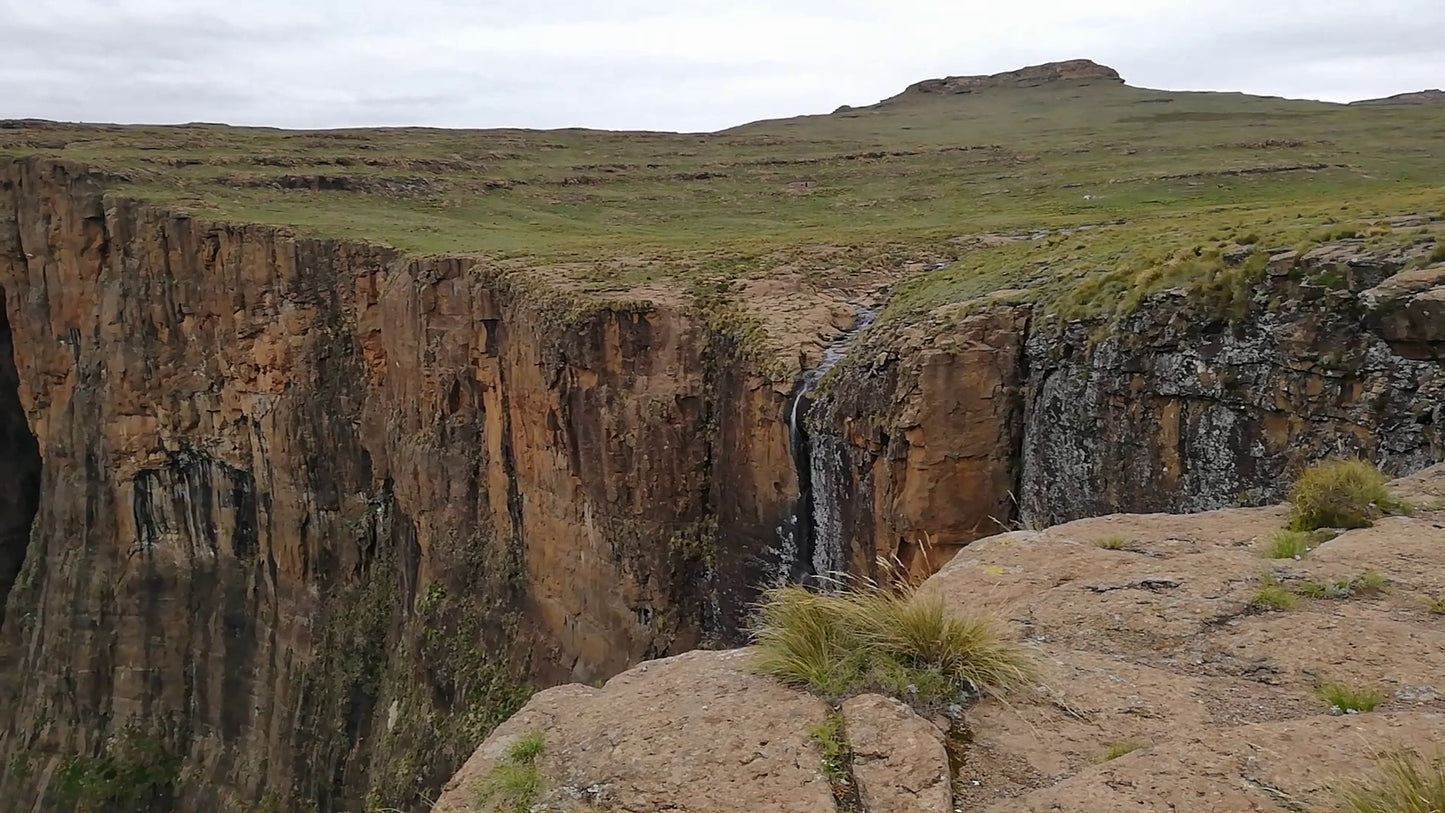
left=0, top=159, right=1440, bottom=810
left=815, top=246, right=1444, bottom=571
left=0, top=158, right=797, bottom=811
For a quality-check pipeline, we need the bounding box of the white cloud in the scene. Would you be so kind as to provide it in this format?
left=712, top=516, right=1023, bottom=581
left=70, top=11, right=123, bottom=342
left=0, top=0, right=1441, bottom=129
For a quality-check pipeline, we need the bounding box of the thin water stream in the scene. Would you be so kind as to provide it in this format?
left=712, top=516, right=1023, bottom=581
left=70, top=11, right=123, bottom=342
left=781, top=304, right=879, bottom=584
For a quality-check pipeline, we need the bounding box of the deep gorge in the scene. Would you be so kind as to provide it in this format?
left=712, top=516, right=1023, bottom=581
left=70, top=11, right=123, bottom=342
left=1, top=157, right=1441, bottom=810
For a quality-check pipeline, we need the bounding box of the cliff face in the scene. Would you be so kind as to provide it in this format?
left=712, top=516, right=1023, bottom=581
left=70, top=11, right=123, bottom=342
left=0, top=158, right=796, bottom=810
left=0, top=158, right=1441, bottom=810
left=808, top=307, right=1032, bottom=579
left=814, top=246, right=1444, bottom=568
left=1019, top=265, right=1443, bottom=523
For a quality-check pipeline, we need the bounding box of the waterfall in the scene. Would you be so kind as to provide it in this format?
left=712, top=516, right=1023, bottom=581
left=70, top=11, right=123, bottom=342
left=780, top=304, right=879, bottom=587
left=808, top=431, right=849, bottom=581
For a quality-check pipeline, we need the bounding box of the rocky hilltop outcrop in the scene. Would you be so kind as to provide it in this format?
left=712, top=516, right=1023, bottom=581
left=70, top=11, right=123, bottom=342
left=436, top=465, right=1445, bottom=813
left=883, top=59, right=1123, bottom=103
left=1350, top=88, right=1445, bottom=105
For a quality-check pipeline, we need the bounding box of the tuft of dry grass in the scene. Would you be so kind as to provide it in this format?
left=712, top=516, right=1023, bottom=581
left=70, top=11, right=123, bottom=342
left=749, top=579, right=1035, bottom=708
left=1288, top=459, right=1409, bottom=531
left=1333, top=750, right=1445, bottom=813
left=1094, top=536, right=1130, bottom=551
left=1102, top=741, right=1145, bottom=761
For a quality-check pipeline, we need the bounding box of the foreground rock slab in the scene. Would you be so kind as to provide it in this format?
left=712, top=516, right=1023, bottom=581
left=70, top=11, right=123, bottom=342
left=443, top=466, right=1445, bottom=812
left=842, top=694, right=952, bottom=813
left=433, top=649, right=835, bottom=813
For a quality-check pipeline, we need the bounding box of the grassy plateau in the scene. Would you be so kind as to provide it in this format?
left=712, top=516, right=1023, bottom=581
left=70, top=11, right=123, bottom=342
left=4, top=62, right=1443, bottom=319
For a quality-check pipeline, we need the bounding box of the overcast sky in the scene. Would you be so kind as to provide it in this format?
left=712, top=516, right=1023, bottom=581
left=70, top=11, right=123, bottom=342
left=3, top=0, right=1442, bottom=131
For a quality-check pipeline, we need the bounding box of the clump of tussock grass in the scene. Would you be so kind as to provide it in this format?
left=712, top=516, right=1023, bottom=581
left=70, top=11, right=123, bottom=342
left=749, top=570, right=1035, bottom=709
left=1094, top=535, right=1130, bottom=551
left=1333, top=751, right=1445, bottom=813
left=1288, top=459, right=1411, bottom=531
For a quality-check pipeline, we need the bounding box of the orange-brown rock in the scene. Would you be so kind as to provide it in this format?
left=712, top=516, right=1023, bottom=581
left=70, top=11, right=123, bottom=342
left=814, top=307, right=1030, bottom=578
left=0, top=157, right=798, bottom=810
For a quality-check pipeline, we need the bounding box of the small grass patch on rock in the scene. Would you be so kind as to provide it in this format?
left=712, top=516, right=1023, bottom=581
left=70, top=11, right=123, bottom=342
left=1287, top=459, right=1410, bottom=531
left=1335, top=750, right=1445, bottom=813
left=1295, top=571, right=1391, bottom=600
left=476, top=731, right=546, bottom=813
left=1316, top=682, right=1385, bottom=714
left=1261, top=529, right=1315, bottom=559
left=1426, top=595, right=1445, bottom=615
left=1101, top=741, right=1145, bottom=761
left=1094, top=536, right=1130, bottom=551
left=749, top=581, right=1035, bottom=710
left=1251, top=575, right=1297, bottom=611
left=810, top=713, right=851, bottom=784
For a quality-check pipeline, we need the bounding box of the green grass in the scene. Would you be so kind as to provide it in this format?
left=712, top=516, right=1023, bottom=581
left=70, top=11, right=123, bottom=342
left=748, top=581, right=1034, bottom=708
left=476, top=731, right=546, bottom=813
left=503, top=730, right=546, bottom=765
left=1262, top=530, right=1315, bottom=559
left=1334, top=751, right=1445, bottom=813
left=1252, top=575, right=1298, bottom=611
left=1094, top=536, right=1130, bottom=551
left=1353, top=571, right=1391, bottom=594
left=1294, top=572, right=1391, bottom=600
left=809, top=713, right=851, bottom=783
left=1427, top=595, right=1445, bottom=615
left=1102, top=741, right=1145, bottom=761
left=1287, top=459, right=1410, bottom=531
left=5, top=73, right=1445, bottom=321
left=1316, top=682, right=1385, bottom=714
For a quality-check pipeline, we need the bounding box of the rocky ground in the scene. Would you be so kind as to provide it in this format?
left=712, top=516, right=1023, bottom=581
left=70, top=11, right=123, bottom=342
left=435, top=465, right=1445, bottom=812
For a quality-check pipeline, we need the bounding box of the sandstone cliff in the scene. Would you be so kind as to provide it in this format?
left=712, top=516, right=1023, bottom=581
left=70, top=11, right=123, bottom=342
left=0, top=158, right=799, bottom=810
left=435, top=465, right=1445, bottom=813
